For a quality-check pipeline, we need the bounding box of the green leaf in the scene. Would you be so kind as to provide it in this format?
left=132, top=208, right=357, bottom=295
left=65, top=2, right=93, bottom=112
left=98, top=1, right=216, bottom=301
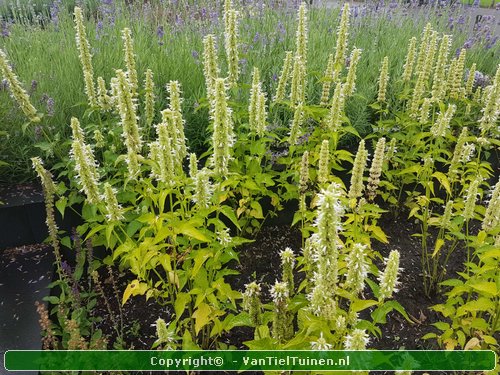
left=432, top=172, right=451, bottom=195
left=222, top=313, right=252, bottom=332
left=351, top=299, right=378, bottom=313
left=122, top=280, right=148, bottom=306
left=191, top=249, right=213, bottom=278
left=369, top=225, right=389, bottom=243
left=249, top=201, right=264, bottom=219
left=371, top=300, right=410, bottom=324
left=182, top=329, right=199, bottom=350
left=174, top=292, right=191, bottom=320
left=192, top=302, right=212, bottom=335
left=469, top=281, right=498, bottom=296
left=456, top=297, right=495, bottom=316
left=432, top=322, right=450, bottom=331
left=55, top=197, right=67, bottom=218
left=43, top=296, right=60, bottom=304
left=219, top=205, right=241, bottom=230
left=177, top=222, right=210, bottom=242
left=432, top=238, right=445, bottom=257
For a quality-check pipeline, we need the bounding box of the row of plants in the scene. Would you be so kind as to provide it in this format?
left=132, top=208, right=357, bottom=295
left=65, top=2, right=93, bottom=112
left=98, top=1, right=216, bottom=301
left=0, top=0, right=498, bottom=182
left=0, top=0, right=499, bottom=373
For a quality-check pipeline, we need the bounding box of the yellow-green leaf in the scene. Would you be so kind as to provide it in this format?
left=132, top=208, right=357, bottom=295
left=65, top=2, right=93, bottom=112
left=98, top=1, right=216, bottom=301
left=177, top=222, right=209, bottom=242
left=369, top=225, right=389, bottom=244
left=192, top=302, right=212, bottom=335
left=122, top=279, right=148, bottom=306
left=469, top=281, right=498, bottom=296
left=432, top=172, right=451, bottom=195
left=432, top=238, right=445, bottom=257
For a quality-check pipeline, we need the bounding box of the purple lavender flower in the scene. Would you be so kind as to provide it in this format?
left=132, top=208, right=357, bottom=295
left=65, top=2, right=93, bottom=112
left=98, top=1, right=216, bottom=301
left=272, top=73, right=278, bottom=81
left=156, top=25, right=165, bottom=45
left=462, top=39, right=474, bottom=49
left=49, top=0, right=62, bottom=28
left=47, top=98, right=55, bottom=117
left=192, top=50, right=199, bottom=60
left=1, top=21, right=10, bottom=38
left=253, top=32, right=260, bottom=44
left=277, top=21, right=286, bottom=35
left=34, top=125, right=43, bottom=141
left=486, top=35, right=498, bottom=49
left=0, top=79, right=8, bottom=90
left=95, top=20, right=104, bottom=39
left=30, top=80, right=38, bottom=94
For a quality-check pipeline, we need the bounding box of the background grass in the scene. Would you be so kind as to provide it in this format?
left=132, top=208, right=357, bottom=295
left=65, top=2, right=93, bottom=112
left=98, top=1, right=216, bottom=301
left=0, top=0, right=498, bottom=182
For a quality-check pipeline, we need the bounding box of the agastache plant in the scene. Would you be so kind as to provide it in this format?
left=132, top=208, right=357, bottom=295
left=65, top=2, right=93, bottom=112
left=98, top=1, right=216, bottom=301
left=367, top=137, right=386, bottom=202
left=348, top=139, right=368, bottom=201
left=192, top=168, right=214, bottom=210
left=210, top=78, right=234, bottom=177
left=0, top=48, right=40, bottom=122
left=248, top=67, right=267, bottom=136
left=478, top=64, right=500, bottom=135
left=96, top=76, right=112, bottom=112
left=74, top=7, right=97, bottom=108
left=447, top=127, right=468, bottom=182
left=430, top=104, right=456, bottom=138
left=69, top=117, right=101, bottom=204
left=307, top=183, right=344, bottom=319
left=202, top=34, right=220, bottom=102
left=122, top=28, right=138, bottom=97
left=317, top=140, right=330, bottom=185
left=290, top=3, right=308, bottom=106
left=377, top=250, right=401, bottom=301
left=345, top=243, right=369, bottom=295
left=242, top=282, right=262, bottom=326
left=325, top=82, right=345, bottom=135
left=144, top=69, right=155, bottom=128
left=448, top=48, right=466, bottom=99
left=334, top=3, right=350, bottom=68
left=431, top=34, right=451, bottom=102
left=271, top=281, right=292, bottom=343
left=377, top=56, right=389, bottom=104
left=115, top=69, right=142, bottom=179
left=167, top=80, right=187, bottom=164
left=103, top=183, right=124, bottom=223
left=402, top=37, right=417, bottom=82
left=289, top=103, right=304, bottom=145
left=224, top=8, right=240, bottom=87
left=280, top=248, right=295, bottom=298
left=289, top=55, right=306, bottom=107
left=31, top=157, right=63, bottom=279
left=344, top=48, right=361, bottom=97
left=482, top=177, right=500, bottom=232
left=274, top=51, right=292, bottom=102
left=319, top=54, right=335, bottom=106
